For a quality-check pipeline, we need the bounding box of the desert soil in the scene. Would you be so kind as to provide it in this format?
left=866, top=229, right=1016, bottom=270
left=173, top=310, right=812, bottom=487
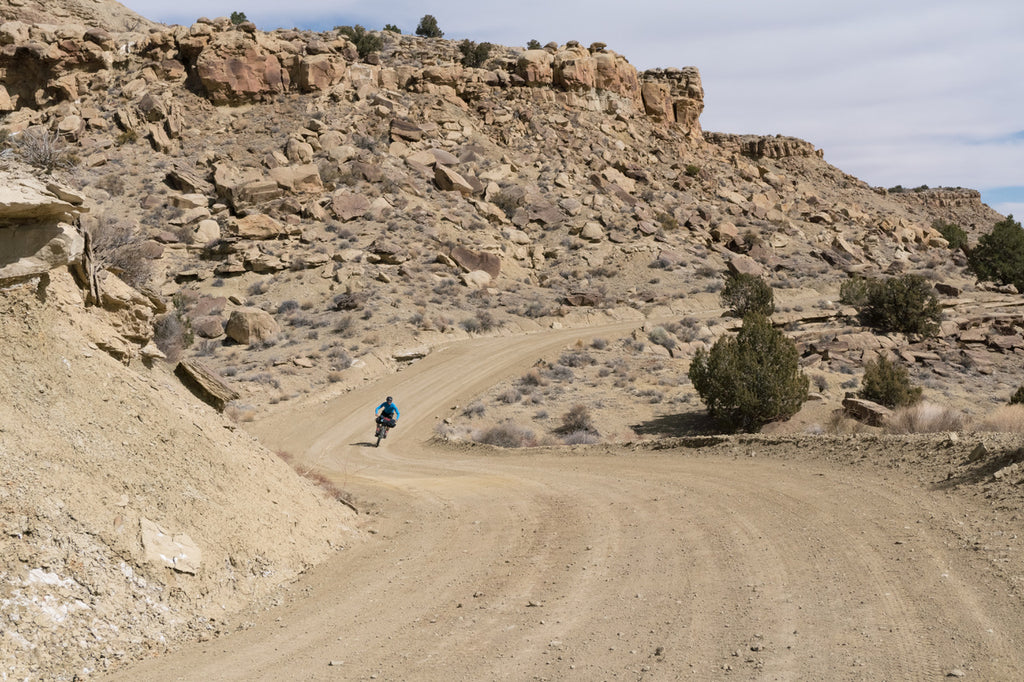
left=94, top=319, right=1024, bottom=681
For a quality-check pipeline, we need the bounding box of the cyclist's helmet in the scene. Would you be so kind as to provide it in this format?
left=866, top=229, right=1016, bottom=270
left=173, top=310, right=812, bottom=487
left=386, top=396, right=393, bottom=402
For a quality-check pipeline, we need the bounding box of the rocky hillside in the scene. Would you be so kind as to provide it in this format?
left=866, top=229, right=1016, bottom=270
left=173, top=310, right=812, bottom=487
left=3, top=11, right=1014, bottom=421
left=0, top=0, right=154, bottom=33
left=0, top=169, right=359, bottom=680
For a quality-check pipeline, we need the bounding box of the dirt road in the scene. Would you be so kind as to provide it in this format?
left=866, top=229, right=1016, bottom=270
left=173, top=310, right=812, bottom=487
left=105, top=324, right=1024, bottom=680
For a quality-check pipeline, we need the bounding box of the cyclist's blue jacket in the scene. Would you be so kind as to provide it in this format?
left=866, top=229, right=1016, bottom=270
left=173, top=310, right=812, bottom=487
left=375, top=401, right=400, bottom=419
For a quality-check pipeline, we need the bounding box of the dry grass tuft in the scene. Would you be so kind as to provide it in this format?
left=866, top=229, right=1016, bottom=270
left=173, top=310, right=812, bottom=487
left=884, top=402, right=967, bottom=434
left=473, top=422, right=538, bottom=448
left=973, top=404, right=1024, bottom=433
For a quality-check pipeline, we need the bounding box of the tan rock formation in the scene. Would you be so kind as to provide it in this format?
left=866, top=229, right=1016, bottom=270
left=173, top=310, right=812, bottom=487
left=0, top=170, right=84, bottom=284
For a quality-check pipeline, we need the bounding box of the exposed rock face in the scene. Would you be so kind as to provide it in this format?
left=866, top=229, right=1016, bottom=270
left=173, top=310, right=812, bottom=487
left=705, top=132, right=823, bottom=159
left=0, top=19, right=707, bottom=139
left=0, top=170, right=84, bottom=284
left=186, top=22, right=292, bottom=106
left=642, top=67, right=704, bottom=139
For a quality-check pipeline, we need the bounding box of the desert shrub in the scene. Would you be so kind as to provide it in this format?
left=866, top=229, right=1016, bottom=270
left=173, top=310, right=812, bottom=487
left=490, top=190, right=523, bottom=219
left=684, top=164, right=701, bottom=177
left=332, top=292, right=366, bottom=311
left=114, top=128, right=138, bottom=145
left=415, top=14, right=443, bottom=38
left=656, top=212, right=680, bottom=231
left=558, top=350, right=594, bottom=367
left=327, top=346, right=353, bottom=369
left=846, top=274, right=942, bottom=336
left=277, top=300, right=300, bottom=314
left=860, top=355, right=921, bottom=408
left=7, top=128, right=77, bottom=172
left=474, top=422, right=536, bottom=448
left=87, top=219, right=153, bottom=288
left=546, top=364, right=574, bottom=381
left=721, top=272, right=774, bottom=318
left=688, top=313, right=809, bottom=432
left=885, top=402, right=966, bottom=433
left=519, top=369, right=548, bottom=387
left=152, top=311, right=192, bottom=363
left=839, top=276, right=871, bottom=308
left=383, top=23, right=401, bottom=33
left=1011, top=385, right=1024, bottom=405
left=497, top=388, right=522, bottom=404
left=648, top=326, right=676, bottom=353
left=968, top=216, right=1024, bottom=291
left=458, top=40, right=493, bottom=67
left=559, top=404, right=596, bottom=435
left=562, top=430, right=599, bottom=445
left=527, top=39, right=542, bottom=49
left=475, top=310, right=496, bottom=331
left=932, top=219, right=968, bottom=250
left=333, top=315, right=355, bottom=336
left=463, top=401, right=486, bottom=418
left=520, top=299, right=553, bottom=318
left=230, top=11, right=247, bottom=24
left=336, top=25, right=382, bottom=59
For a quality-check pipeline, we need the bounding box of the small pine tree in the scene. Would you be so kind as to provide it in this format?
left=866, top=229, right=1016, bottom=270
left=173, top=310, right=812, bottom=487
left=721, top=272, right=774, bottom=318
left=860, top=355, right=922, bottom=408
left=844, top=274, right=942, bottom=337
left=415, top=14, right=443, bottom=38
left=526, top=39, right=542, bottom=50
left=969, top=215, right=1024, bottom=291
left=932, top=219, right=968, bottom=250
left=689, top=313, right=809, bottom=432
left=383, top=24, right=401, bottom=33
left=458, top=40, right=493, bottom=68
left=336, top=25, right=382, bottom=59
left=230, top=11, right=248, bottom=25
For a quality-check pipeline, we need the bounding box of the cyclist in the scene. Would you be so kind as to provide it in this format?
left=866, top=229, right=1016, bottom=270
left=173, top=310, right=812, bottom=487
left=374, top=396, right=400, bottom=430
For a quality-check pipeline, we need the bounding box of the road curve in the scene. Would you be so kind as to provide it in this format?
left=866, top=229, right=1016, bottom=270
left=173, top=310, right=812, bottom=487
left=104, top=322, right=1024, bottom=681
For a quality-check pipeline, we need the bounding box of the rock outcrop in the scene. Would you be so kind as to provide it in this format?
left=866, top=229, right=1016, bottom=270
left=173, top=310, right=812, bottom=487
left=0, top=167, right=84, bottom=284
left=1, top=19, right=707, bottom=140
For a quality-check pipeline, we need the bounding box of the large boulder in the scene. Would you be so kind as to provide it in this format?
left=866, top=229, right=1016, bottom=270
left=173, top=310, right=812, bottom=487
left=553, top=45, right=596, bottom=90
left=228, top=213, right=292, bottom=240
left=224, top=307, right=279, bottom=345
left=450, top=246, right=501, bottom=279
left=330, top=190, right=371, bottom=221
left=191, top=30, right=290, bottom=105
left=516, top=49, right=554, bottom=85
left=295, top=53, right=345, bottom=92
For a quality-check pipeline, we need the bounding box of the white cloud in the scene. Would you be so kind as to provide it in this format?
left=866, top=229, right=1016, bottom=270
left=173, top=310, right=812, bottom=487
left=119, top=0, right=1024, bottom=196
left=991, top=203, right=1024, bottom=218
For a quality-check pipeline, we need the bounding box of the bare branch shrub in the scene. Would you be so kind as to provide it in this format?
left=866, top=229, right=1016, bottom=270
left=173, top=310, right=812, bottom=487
left=559, top=404, right=596, bottom=435
left=87, top=218, right=153, bottom=288
left=7, top=128, right=77, bottom=172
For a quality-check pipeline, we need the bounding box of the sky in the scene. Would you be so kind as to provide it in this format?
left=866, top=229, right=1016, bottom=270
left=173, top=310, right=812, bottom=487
left=120, top=0, right=1023, bottom=219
